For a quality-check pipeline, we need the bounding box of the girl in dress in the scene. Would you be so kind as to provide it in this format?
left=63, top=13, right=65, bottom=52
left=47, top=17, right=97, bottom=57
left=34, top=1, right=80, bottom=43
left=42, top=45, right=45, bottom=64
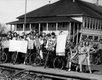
left=84, top=41, right=94, bottom=73
left=78, top=41, right=86, bottom=72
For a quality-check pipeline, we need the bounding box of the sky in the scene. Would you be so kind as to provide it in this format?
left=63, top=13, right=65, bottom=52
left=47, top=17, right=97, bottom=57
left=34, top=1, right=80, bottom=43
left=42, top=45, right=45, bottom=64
left=0, top=0, right=102, bottom=24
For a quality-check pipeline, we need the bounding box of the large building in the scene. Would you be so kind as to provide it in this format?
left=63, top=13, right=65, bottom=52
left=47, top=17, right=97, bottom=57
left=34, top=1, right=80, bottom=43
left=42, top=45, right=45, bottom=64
left=8, top=0, right=102, bottom=44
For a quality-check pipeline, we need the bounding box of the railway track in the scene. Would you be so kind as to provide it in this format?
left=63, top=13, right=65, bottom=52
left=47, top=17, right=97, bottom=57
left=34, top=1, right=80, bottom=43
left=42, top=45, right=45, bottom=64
left=0, top=63, right=102, bottom=80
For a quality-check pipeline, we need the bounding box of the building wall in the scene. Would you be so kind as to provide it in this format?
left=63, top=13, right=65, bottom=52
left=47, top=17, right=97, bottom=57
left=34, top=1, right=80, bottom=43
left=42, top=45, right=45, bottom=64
left=80, top=16, right=102, bottom=41
left=72, top=17, right=83, bottom=22
left=14, top=22, right=70, bottom=35
left=13, top=16, right=102, bottom=42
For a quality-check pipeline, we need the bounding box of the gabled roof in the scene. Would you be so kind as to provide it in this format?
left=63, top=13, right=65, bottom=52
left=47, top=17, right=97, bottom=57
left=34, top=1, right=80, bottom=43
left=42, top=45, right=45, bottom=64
left=17, top=0, right=102, bottom=19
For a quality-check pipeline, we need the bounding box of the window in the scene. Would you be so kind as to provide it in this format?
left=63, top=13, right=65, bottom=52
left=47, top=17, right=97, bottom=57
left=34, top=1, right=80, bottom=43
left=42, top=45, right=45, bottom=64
left=90, top=18, right=93, bottom=29
left=81, top=35, right=87, bottom=41
left=97, top=20, right=100, bottom=30
left=84, top=17, right=91, bottom=29
left=94, top=36, right=98, bottom=41
left=86, top=18, right=101, bottom=30
left=16, top=24, right=23, bottom=31
left=70, top=23, right=74, bottom=35
left=101, top=21, right=102, bottom=31
left=93, top=19, right=95, bottom=29
left=31, top=23, right=39, bottom=30
left=40, top=23, right=46, bottom=31
left=48, top=23, right=56, bottom=31
left=25, top=24, right=30, bottom=31
left=88, top=36, right=93, bottom=41
left=101, top=26, right=102, bottom=31
left=95, top=19, right=98, bottom=30
left=84, top=17, right=87, bottom=28
left=58, top=22, right=69, bottom=30
left=87, top=18, right=90, bottom=29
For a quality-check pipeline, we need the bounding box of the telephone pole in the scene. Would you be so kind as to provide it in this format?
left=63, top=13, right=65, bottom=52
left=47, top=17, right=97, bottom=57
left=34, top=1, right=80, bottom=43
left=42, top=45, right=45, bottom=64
left=24, top=0, right=27, bottom=32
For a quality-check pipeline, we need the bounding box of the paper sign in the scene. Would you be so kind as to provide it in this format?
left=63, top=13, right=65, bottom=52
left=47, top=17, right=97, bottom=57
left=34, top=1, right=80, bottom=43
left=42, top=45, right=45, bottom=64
left=9, top=40, right=28, bottom=53
left=56, top=34, right=67, bottom=56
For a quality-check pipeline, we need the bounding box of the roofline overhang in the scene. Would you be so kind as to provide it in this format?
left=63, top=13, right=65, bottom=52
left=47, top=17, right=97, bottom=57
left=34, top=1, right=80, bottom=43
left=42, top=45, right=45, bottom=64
left=7, top=21, right=81, bottom=25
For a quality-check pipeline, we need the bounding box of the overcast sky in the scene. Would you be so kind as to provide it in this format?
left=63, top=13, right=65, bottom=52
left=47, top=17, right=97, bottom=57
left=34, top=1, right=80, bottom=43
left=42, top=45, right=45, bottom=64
left=0, top=0, right=102, bottom=24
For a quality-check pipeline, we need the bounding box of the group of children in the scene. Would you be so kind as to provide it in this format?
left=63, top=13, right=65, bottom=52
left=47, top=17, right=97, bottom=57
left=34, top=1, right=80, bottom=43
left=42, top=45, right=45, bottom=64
left=1, top=31, right=57, bottom=63
left=77, top=41, right=95, bottom=73
left=66, top=40, right=95, bottom=73
left=0, top=30, right=99, bottom=73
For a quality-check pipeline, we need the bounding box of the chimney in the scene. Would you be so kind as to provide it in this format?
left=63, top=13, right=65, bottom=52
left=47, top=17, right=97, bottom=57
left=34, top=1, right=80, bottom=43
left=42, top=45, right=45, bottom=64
left=49, top=0, right=51, bottom=4
left=73, top=0, right=75, bottom=2
left=96, top=0, right=99, bottom=6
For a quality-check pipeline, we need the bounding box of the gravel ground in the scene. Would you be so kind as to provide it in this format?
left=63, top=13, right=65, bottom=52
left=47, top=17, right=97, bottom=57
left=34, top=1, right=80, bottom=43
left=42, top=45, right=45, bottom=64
left=91, top=64, right=102, bottom=75
left=0, top=64, right=102, bottom=80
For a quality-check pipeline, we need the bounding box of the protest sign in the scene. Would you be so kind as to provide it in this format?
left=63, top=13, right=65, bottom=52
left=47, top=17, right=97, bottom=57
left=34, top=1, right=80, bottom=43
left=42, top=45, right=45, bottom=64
left=9, top=40, right=28, bottom=53
left=56, top=34, right=67, bottom=56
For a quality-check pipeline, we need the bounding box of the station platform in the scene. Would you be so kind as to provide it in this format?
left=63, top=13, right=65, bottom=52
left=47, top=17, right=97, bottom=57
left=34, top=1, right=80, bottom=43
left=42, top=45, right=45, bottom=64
left=0, top=63, right=102, bottom=80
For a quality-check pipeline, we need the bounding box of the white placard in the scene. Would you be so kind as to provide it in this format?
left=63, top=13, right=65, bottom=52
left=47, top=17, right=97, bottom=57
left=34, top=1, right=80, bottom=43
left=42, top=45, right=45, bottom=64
left=56, top=34, right=67, bottom=56
left=9, top=40, right=28, bottom=53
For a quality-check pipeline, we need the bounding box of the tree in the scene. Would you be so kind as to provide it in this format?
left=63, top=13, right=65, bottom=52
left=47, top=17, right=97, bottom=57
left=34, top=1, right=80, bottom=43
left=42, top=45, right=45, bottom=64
left=0, top=23, right=7, bottom=34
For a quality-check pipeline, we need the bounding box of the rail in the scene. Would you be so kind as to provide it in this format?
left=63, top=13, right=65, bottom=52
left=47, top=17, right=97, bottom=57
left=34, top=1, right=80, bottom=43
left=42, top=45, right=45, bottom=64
left=0, top=63, right=101, bottom=80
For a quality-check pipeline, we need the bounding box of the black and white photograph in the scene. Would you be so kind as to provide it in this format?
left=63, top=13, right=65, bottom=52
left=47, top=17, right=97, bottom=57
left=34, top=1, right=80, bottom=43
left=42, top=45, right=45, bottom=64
left=0, top=0, right=102, bottom=80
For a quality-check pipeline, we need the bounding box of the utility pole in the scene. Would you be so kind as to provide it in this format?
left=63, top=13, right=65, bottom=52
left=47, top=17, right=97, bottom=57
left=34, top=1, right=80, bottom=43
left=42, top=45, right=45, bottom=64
left=24, top=0, right=27, bottom=32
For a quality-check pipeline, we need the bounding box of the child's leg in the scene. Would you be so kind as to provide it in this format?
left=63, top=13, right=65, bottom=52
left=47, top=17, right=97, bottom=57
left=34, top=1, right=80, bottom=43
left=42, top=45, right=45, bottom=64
left=76, top=65, right=79, bottom=71
left=79, top=64, right=82, bottom=72
left=39, top=50, right=43, bottom=59
left=88, top=65, right=92, bottom=73
left=68, top=61, right=71, bottom=71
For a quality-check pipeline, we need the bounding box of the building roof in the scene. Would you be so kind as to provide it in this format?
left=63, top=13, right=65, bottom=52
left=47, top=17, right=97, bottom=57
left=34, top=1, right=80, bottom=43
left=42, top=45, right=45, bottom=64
left=8, top=16, right=80, bottom=24
left=17, top=0, right=102, bottom=19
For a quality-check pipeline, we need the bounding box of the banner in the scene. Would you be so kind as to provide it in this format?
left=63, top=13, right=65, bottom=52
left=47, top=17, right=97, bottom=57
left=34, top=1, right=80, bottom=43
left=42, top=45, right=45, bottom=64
left=9, top=40, right=28, bottom=53
left=56, top=34, right=67, bottom=56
